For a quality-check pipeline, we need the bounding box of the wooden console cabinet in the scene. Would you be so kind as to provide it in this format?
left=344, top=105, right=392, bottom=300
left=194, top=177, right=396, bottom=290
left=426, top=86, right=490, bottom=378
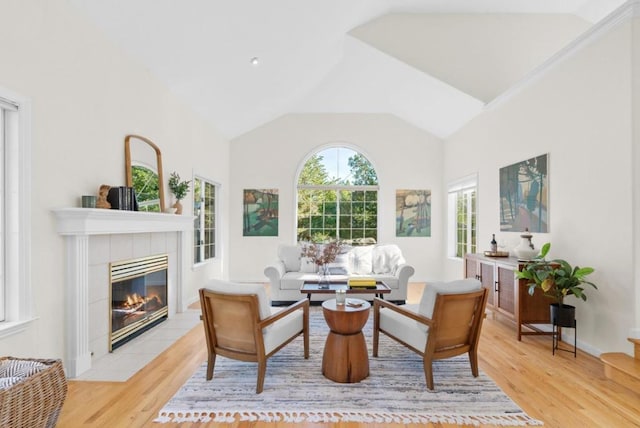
left=464, top=253, right=555, bottom=340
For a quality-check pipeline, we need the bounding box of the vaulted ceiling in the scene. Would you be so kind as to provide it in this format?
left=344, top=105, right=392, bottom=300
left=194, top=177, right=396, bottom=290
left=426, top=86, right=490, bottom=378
left=68, top=0, right=626, bottom=139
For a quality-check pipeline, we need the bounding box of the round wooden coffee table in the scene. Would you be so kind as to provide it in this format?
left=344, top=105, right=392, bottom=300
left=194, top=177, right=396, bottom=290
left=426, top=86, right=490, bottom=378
left=321, top=298, right=370, bottom=383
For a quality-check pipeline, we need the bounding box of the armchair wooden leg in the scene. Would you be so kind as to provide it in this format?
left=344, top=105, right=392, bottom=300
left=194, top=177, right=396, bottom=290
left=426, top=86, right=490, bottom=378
left=469, top=350, right=479, bottom=377
left=303, top=328, right=309, bottom=359
left=423, top=358, right=434, bottom=390
left=256, top=360, right=267, bottom=394
left=373, top=304, right=380, bottom=357
left=206, top=353, right=216, bottom=380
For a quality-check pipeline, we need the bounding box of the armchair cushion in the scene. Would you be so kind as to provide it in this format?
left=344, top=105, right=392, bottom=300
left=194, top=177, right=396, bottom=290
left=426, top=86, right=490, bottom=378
left=205, top=279, right=272, bottom=321
left=263, top=307, right=305, bottom=354
left=378, top=304, right=426, bottom=351
left=417, top=279, right=482, bottom=331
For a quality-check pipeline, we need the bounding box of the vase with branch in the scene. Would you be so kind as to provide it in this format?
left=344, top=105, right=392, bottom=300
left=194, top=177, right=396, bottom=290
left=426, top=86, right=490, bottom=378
left=168, top=172, right=190, bottom=214
left=301, top=240, right=344, bottom=288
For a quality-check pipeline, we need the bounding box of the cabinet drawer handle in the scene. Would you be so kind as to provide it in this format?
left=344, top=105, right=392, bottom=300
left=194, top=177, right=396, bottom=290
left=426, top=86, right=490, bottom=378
left=494, top=281, right=499, bottom=292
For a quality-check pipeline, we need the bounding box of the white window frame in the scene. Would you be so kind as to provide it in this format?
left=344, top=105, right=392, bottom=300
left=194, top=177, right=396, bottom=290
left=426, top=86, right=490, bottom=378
left=193, top=175, right=218, bottom=266
left=0, top=88, right=33, bottom=338
left=447, top=174, right=478, bottom=259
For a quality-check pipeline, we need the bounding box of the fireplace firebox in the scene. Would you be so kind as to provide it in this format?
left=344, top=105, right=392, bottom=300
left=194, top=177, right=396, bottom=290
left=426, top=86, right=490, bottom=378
left=109, top=254, right=169, bottom=351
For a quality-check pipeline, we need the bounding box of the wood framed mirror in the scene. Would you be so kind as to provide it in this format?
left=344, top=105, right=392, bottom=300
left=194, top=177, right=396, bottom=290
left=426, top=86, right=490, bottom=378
left=125, top=135, right=166, bottom=212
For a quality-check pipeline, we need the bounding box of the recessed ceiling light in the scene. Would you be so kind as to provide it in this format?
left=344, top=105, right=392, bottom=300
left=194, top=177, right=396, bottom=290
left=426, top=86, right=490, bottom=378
left=250, top=57, right=259, bottom=66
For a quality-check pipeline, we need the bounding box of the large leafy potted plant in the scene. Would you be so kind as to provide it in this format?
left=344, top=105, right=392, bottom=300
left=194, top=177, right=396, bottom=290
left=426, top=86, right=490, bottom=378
left=516, top=242, right=598, bottom=327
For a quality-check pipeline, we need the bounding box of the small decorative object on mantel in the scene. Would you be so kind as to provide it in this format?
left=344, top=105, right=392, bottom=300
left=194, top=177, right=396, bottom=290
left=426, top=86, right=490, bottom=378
left=81, top=195, right=97, bottom=208
left=106, top=186, right=138, bottom=211
left=168, top=172, right=191, bottom=215
left=96, top=185, right=111, bottom=209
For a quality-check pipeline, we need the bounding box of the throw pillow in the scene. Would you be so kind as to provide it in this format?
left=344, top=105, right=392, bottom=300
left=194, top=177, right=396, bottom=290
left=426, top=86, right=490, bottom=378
left=327, top=253, right=350, bottom=275
left=416, top=279, right=482, bottom=331
left=372, top=244, right=405, bottom=274
left=300, top=257, right=317, bottom=273
left=277, top=244, right=301, bottom=272
left=348, top=246, right=373, bottom=275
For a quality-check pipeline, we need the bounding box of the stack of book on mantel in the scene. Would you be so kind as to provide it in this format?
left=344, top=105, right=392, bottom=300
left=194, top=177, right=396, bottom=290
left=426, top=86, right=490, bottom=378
left=348, top=277, right=377, bottom=289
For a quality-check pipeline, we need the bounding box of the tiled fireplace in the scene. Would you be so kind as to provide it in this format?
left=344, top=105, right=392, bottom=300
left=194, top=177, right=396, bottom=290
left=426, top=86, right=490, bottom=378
left=53, top=208, right=193, bottom=378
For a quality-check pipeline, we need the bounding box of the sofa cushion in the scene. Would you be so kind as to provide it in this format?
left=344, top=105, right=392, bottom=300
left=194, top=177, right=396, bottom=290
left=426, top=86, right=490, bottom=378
left=278, top=244, right=301, bottom=272
left=372, top=244, right=405, bottom=274
left=417, top=279, right=482, bottom=331
left=349, top=246, right=373, bottom=274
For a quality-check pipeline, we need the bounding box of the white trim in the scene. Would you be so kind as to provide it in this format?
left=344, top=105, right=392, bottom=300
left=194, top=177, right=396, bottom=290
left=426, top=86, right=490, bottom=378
left=0, top=87, right=33, bottom=336
left=447, top=173, right=478, bottom=193
left=52, top=208, right=194, bottom=235
left=488, top=0, right=640, bottom=111
left=0, top=97, right=18, bottom=111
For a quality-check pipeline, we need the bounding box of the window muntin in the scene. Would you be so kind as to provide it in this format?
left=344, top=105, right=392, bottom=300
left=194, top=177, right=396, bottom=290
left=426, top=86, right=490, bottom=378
left=297, top=147, right=378, bottom=243
left=193, top=177, right=217, bottom=264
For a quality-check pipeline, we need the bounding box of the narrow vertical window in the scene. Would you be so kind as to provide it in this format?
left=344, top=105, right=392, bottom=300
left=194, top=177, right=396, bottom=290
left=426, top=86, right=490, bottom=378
left=0, top=91, right=32, bottom=334
left=448, top=175, right=477, bottom=258
left=194, top=176, right=217, bottom=264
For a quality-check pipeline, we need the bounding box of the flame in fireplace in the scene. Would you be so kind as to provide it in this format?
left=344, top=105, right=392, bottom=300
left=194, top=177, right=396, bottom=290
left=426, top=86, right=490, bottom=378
left=114, top=293, right=163, bottom=313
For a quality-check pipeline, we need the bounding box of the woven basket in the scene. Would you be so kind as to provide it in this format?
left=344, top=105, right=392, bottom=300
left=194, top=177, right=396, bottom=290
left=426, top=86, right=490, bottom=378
left=0, top=357, right=68, bottom=428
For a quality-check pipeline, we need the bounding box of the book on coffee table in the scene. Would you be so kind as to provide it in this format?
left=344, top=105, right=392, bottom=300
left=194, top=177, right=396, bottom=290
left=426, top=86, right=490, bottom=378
left=348, top=277, right=377, bottom=288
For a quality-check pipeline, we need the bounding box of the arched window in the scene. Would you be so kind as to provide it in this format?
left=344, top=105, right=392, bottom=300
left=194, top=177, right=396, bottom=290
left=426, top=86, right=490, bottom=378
left=297, top=147, right=379, bottom=243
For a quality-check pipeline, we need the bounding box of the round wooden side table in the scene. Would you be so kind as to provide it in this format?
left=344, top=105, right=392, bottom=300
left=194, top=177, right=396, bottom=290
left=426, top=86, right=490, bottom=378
left=321, top=298, right=371, bottom=383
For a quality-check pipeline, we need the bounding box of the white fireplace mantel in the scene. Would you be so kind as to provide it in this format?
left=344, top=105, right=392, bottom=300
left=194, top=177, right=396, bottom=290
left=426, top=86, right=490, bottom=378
left=53, top=208, right=194, bottom=378
left=52, top=207, right=194, bottom=235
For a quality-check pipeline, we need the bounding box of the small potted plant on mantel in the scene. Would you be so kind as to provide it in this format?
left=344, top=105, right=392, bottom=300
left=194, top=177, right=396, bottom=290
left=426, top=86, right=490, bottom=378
left=168, top=172, right=190, bottom=215
left=516, top=242, right=598, bottom=326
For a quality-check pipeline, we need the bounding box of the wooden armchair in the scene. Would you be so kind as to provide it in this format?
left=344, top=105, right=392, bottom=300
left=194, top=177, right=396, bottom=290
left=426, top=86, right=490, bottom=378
left=199, top=280, right=309, bottom=393
left=373, top=279, right=488, bottom=390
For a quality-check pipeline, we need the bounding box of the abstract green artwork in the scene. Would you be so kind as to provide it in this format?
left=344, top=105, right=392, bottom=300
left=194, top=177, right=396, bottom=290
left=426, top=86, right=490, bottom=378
left=243, top=189, right=279, bottom=237
left=499, top=154, right=548, bottom=233
left=396, top=189, right=431, bottom=237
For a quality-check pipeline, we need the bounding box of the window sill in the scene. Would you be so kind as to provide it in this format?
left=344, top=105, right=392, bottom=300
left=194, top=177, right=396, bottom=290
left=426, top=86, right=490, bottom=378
left=192, top=259, right=217, bottom=270
left=0, top=318, right=37, bottom=340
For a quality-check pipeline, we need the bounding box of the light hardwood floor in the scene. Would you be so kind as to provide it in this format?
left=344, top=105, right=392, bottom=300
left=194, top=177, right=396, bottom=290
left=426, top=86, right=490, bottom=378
left=57, top=284, right=640, bottom=427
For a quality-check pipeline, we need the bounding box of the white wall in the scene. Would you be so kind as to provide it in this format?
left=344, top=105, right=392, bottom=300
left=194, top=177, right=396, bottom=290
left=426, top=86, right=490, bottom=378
left=229, top=114, right=444, bottom=284
left=351, top=14, right=590, bottom=103
left=0, top=0, right=230, bottom=360
left=444, top=18, right=635, bottom=355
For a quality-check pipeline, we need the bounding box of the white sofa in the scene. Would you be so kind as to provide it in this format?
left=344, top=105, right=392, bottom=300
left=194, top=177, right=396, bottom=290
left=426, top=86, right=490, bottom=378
left=264, top=243, right=415, bottom=304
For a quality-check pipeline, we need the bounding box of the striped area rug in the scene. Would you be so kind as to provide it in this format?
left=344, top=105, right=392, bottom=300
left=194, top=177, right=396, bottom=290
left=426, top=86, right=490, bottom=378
left=156, top=309, right=542, bottom=426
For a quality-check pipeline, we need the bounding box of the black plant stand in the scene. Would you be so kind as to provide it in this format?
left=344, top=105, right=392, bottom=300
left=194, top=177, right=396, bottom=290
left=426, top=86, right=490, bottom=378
left=552, top=318, right=577, bottom=357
